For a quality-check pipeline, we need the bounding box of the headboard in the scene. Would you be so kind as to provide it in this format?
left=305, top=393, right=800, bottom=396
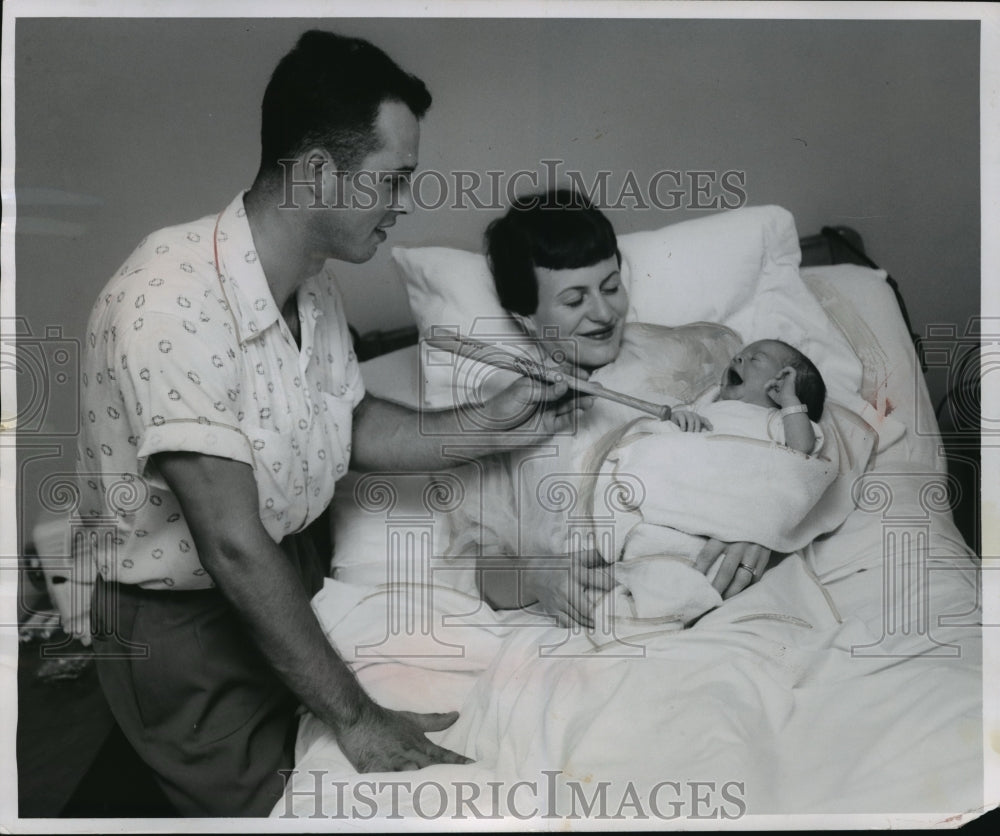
left=799, top=225, right=922, bottom=363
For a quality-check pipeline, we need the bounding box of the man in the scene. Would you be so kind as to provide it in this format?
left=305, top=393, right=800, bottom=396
left=73, top=30, right=587, bottom=817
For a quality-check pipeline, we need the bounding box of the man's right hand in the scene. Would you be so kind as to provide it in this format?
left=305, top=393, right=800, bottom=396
left=336, top=701, right=472, bottom=772
left=477, top=372, right=594, bottom=437
left=155, top=452, right=472, bottom=777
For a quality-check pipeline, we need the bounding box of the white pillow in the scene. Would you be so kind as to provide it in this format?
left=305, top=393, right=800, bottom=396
left=394, top=205, right=864, bottom=410
left=621, top=204, right=797, bottom=327
left=801, top=263, right=939, bottom=468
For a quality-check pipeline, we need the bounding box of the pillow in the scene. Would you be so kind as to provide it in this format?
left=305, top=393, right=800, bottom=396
left=800, top=264, right=940, bottom=469
left=392, top=246, right=522, bottom=409
left=621, top=204, right=799, bottom=327
left=394, top=205, right=865, bottom=411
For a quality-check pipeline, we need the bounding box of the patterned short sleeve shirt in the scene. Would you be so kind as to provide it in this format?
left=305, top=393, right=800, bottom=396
left=77, top=192, right=364, bottom=589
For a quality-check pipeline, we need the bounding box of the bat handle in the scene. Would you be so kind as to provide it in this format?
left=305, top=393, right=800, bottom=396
left=576, top=380, right=672, bottom=421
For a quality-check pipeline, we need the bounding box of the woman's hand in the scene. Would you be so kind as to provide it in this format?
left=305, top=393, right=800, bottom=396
left=694, top=539, right=771, bottom=599
left=522, top=548, right=617, bottom=628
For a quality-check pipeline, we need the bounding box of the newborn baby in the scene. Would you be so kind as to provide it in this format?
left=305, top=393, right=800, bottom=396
left=448, top=323, right=846, bottom=633
left=591, top=339, right=830, bottom=629
left=669, top=338, right=826, bottom=454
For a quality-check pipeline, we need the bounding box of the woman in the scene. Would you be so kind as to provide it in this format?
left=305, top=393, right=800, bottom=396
left=478, top=189, right=771, bottom=626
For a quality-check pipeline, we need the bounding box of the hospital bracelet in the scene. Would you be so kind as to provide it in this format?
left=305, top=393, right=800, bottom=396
left=779, top=404, right=809, bottom=417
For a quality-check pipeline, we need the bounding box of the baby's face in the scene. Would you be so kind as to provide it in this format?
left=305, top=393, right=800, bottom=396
left=719, top=340, right=795, bottom=406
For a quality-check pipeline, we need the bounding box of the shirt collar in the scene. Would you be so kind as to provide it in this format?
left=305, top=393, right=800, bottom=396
left=213, top=192, right=281, bottom=345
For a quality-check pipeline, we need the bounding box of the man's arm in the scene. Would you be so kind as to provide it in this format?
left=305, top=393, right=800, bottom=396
left=155, top=450, right=470, bottom=772
left=351, top=376, right=588, bottom=472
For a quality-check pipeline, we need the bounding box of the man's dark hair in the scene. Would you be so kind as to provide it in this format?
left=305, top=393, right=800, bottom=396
left=485, top=189, right=621, bottom=316
left=777, top=341, right=826, bottom=422
left=258, top=30, right=431, bottom=176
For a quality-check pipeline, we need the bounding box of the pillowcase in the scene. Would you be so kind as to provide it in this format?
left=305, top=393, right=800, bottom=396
left=800, top=264, right=939, bottom=468
left=392, top=246, right=522, bottom=409
left=620, top=204, right=798, bottom=327
left=394, top=205, right=865, bottom=411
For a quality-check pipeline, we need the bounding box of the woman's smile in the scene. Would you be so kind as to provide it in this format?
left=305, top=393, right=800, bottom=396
left=579, top=323, right=617, bottom=341
left=526, top=256, right=629, bottom=370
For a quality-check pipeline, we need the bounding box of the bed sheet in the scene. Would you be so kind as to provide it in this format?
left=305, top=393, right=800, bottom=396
left=275, top=266, right=985, bottom=825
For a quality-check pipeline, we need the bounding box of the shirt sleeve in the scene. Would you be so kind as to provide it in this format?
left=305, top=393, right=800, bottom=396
left=335, top=289, right=365, bottom=408
left=116, top=311, right=253, bottom=473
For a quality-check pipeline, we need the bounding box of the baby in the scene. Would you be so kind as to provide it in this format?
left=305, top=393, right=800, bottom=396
left=579, top=339, right=829, bottom=632
left=448, top=329, right=835, bottom=632
left=669, top=339, right=826, bottom=454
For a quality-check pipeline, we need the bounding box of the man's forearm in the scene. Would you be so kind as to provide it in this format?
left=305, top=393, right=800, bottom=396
left=351, top=395, right=525, bottom=472
left=200, top=528, right=370, bottom=732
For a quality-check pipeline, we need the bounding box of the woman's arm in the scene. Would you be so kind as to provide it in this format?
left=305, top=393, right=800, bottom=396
left=476, top=550, right=616, bottom=629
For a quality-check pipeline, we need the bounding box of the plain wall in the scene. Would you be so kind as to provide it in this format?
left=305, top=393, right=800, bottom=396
left=13, top=16, right=980, bottom=535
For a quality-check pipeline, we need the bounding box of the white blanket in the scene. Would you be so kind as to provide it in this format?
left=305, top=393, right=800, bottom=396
left=278, top=274, right=983, bottom=824
left=596, top=408, right=836, bottom=558
left=288, top=512, right=982, bottom=821
left=445, top=388, right=874, bottom=630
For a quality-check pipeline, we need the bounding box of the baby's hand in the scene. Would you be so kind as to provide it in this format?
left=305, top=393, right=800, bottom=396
left=671, top=409, right=712, bottom=432
left=766, top=366, right=800, bottom=408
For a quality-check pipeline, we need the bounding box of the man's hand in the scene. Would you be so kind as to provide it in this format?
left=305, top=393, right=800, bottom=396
left=336, top=702, right=472, bottom=772
left=670, top=409, right=713, bottom=433
left=694, top=538, right=770, bottom=599
left=522, top=548, right=616, bottom=628
left=476, top=374, right=594, bottom=436
left=155, top=452, right=476, bottom=773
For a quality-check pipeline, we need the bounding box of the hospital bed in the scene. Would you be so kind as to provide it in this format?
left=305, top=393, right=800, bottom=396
left=274, top=206, right=984, bottom=826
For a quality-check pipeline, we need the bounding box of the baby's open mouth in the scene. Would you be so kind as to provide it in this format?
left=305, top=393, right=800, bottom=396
left=725, top=365, right=743, bottom=386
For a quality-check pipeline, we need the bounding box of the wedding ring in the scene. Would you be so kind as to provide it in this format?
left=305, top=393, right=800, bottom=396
left=738, top=562, right=756, bottom=576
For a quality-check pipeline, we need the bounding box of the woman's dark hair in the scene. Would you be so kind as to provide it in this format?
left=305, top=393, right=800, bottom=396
left=777, top=341, right=827, bottom=422
left=258, top=30, right=431, bottom=176
left=485, top=189, right=621, bottom=316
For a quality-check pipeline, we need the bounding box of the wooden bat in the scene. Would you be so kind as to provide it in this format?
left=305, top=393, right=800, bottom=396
left=424, top=335, right=672, bottom=421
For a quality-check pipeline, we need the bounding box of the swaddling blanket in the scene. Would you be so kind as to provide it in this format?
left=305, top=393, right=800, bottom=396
left=449, top=323, right=875, bottom=629
left=596, top=400, right=836, bottom=561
